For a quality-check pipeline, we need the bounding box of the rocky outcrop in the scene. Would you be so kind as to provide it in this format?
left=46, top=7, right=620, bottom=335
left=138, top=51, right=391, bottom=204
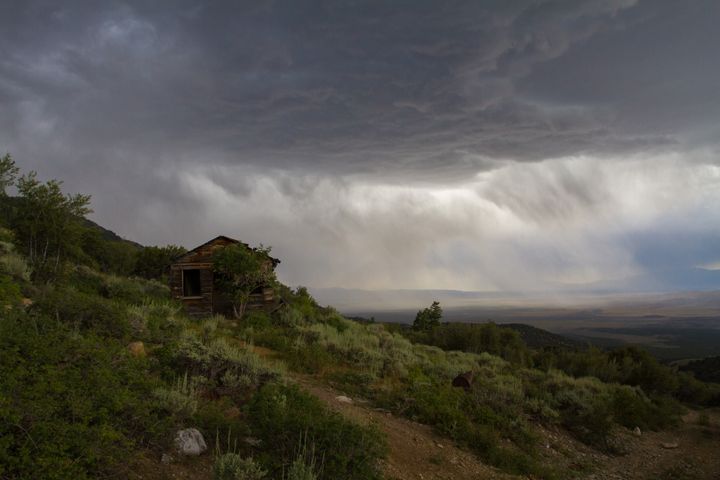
left=174, top=428, right=207, bottom=456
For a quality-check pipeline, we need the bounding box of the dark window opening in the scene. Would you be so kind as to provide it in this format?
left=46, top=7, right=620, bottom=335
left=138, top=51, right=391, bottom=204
left=183, top=269, right=202, bottom=297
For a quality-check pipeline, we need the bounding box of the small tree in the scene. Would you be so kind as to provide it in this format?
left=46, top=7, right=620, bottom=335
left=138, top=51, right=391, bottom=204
left=0, top=153, right=19, bottom=196
left=413, top=300, right=442, bottom=330
left=212, top=243, right=276, bottom=320
left=14, top=171, right=92, bottom=281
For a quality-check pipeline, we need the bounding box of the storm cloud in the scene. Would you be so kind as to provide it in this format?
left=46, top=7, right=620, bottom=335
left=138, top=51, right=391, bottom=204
left=1, top=0, right=719, bottom=293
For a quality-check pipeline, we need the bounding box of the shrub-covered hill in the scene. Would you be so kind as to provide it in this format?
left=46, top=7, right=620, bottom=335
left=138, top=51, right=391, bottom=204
left=503, top=322, right=586, bottom=350
left=2, top=156, right=720, bottom=479
left=0, top=243, right=386, bottom=480
left=2, top=227, right=720, bottom=479
left=681, top=356, right=720, bottom=384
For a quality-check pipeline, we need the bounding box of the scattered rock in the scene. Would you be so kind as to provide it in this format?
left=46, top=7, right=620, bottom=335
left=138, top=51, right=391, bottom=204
left=633, top=427, right=642, bottom=437
left=174, top=428, right=207, bottom=456
left=335, top=395, right=353, bottom=404
left=161, top=453, right=174, bottom=464
left=661, top=442, right=679, bottom=449
left=128, top=341, right=146, bottom=357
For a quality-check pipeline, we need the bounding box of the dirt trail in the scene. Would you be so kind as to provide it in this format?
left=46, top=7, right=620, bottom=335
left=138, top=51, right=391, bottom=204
left=291, top=374, right=517, bottom=480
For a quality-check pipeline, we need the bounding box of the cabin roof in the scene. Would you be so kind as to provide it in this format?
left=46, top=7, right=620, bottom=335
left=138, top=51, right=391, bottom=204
left=173, top=235, right=281, bottom=266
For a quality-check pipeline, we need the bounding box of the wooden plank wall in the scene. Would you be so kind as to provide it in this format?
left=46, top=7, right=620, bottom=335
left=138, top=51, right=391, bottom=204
left=169, top=237, right=277, bottom=317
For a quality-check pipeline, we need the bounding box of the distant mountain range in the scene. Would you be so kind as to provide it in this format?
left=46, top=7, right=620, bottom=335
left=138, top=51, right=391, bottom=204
left=311, top=286, right=720, bottom=315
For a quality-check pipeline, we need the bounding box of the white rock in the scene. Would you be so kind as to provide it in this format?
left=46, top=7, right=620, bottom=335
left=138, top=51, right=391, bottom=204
left=633, top=426, right=642, bottom=437
left=174, top=428, right=207, bottom=456
left=335, top=395, right=353, bottom=404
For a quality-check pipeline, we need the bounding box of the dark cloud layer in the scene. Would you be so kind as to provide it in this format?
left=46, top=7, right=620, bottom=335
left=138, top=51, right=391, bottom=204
left=5, top=0, right=708, bottom=173
left=1, top=1, right=719, bottom=291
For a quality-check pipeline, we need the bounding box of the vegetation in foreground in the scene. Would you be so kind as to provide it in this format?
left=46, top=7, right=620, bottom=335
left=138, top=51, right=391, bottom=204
left=0, top=156, right=384, bottom=480
left=1, top=153, right=719, bottom=479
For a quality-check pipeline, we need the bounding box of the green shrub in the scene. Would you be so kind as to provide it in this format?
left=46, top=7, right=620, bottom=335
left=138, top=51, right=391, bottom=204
left=541, top=373, right=615, bottom=447
left=284, top=286, right=320, bottom=323
left=0, top=251, right=30, bottom=281
left=286, top=458, right=318, bottom=480
left=611, top=385, right=677, bottom=431
left=247, top=384, right=385, bottom=480
left=132, top=244, right=186, bottom=281
left=0, top=274, right=22, bottom=306
left=251, top=325, right=297, bottom=351
left=214, top=453, right=267, bottom=480
left=68, top=266, right=170, bottom=304
left=127, top=299, right=184, bottom=342
left=102, top=274, right=148, bottom=302
left=0, top=314, right=170, bottom=479
left=0, top=227, right=14, bottom=243
left=276, top=305, right=306, bottom=326
left=192, top=398, right=248, bottom=447
left=200, top=315, right=221, bottom=338
left=153, top=372, right=199, bottom=419
left=34, top=286, right=131, bottom=339
left=285, top=340, right=337, bottom=374
left=243, top=310, right=272, bottom=329
left=170, top=335, right=284, bottom=397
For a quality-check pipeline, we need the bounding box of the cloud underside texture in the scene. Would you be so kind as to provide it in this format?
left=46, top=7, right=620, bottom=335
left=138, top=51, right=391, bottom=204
left=1, top=0, right=719, bottom=291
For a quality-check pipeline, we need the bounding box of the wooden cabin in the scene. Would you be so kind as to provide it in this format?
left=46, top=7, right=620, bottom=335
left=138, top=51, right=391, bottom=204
left=169, top=235, right=280, bottom=317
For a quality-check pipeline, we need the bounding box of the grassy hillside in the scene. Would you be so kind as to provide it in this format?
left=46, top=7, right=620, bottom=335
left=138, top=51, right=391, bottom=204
left=1, top=159, right=719, bottom=479
left=3, top=226, right=720, bottom=479
left=0, top=237, right=385, bottom=480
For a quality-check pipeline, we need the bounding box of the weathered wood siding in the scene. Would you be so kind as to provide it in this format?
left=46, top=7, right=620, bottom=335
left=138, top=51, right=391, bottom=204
left=169, top=236, right=277, bottom=317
